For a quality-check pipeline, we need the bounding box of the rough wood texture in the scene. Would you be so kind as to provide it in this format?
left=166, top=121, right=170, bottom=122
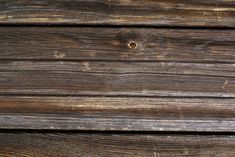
left=0, top=96, right=234, bottom=118
left=1, top=27, right=235, bottom=62
left=1, top=61, right=235, bottom=77
left=1, top=1, right=235, bottom=155
left=0, top=133, right=235, bottom=157
left=0, top=0, right=235, bottom=27
left=0, top=96, right=234, bottom=131
left=0, top=27, right=234, bottom=131
left=0, top=61, right=235, bottom=97
left=0, top=113, right=234, bottom=131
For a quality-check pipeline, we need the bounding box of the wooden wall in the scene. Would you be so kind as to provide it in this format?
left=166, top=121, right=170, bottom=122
left=0, top=0, right=235, bottom=156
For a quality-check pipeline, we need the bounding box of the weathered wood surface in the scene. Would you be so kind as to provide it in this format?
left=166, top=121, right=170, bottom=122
left=0, top=96, right=234, bottom=131
left=1, top=61, right=235, bottom=77
left=1, top=1, right=235, bottom=156
left=0, top=27, right=234, bottom=131
left=0, top=60, right=235, bottom=135
left=1, top=27, right=235, bottom=62
left=0, top=133, right=235, bottom=157
left=0, top=61, right=235, bottom=97
left=0, top=0, right=235, bottom=27
left=0, top=96, right=234, bottom=118
left=1, top=113, right=234, bottom=131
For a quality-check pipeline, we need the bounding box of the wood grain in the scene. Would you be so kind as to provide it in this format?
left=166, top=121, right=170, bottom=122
left=0, top=133, right=235, bottom=157
left=0, top=0, right=235, bottom=27
left=1, top=61, right=235, bottom=77
left=0, top=96, right=234, bottom=118
left=1, top=1, right=235, bottom=154
left=0, top=96, right=234, bottom=131
left=0, top=27, right=235, bottom=62
left=0, top=61, right=235, bottom=97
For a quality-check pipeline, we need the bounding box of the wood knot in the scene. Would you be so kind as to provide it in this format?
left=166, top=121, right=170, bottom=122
left=128, top=41, right=137, bottom=49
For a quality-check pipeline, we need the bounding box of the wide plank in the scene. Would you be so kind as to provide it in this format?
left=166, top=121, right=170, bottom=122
left=0, top=0, right=235, bottom=27
left=0, top=133, right=235, bottom=156
left=0, top=61, right=235, bottom=97
left=0, top=27, right=235, bottom=62
left=0, top=96, right=234, bottom=131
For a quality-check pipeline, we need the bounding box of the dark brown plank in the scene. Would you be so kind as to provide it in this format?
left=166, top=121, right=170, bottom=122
left=0, top=96, right=234, bottom=131
left=0, top=0, right=235, bottom=27
left=0, top=133, right=235, bottom=156
left=0, top=27, right=235, bottom=62
left=0, top=61, right=235, bottom=97
left=0, top=96, right=234, bottom=118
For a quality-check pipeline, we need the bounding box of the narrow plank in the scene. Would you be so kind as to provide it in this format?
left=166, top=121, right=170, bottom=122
left=0, top=0, right=235, bottom=27
left=0, top=133, right=235, bottom=157
left=0, top=61, right=235, bottom=97
left=1, top=61, right=235, bottom=77
left=0, top=27, right=235, bottom=62
left=0, top=96, right=234, bottom=118
left=0, top=113, right=234, bottom=131
left=0, top=96, right=234, bottom=131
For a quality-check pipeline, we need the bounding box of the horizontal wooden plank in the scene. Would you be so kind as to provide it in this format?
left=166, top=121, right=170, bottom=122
left=1, top=61, right=235, bottom=77
left=0, top=133, right=235, bottom=156
left=0, top=96, right=234, bottom=131
left=2, top=113, right=234, bottom=131
left=0, top=61, right=235, bottom=97
left=0, top=27, right=235, bottom=62
left=1, top=96, right=235, bottom=118
left=0, top=0, right=235, bottom=27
